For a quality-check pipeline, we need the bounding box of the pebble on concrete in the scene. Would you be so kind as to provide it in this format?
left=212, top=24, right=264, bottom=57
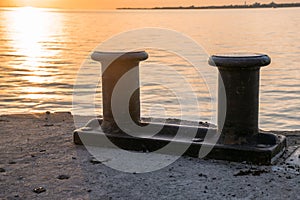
left=57, top=175, right=70, bottom=180
left=33, top=187, right=46, bottom=194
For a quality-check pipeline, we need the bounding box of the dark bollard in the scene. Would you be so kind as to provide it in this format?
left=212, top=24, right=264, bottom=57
left=91, top=51, right=148, bottom=132
left=208, top=53, right=270, bottom=145
left=74, top=51, right=286, bottom=165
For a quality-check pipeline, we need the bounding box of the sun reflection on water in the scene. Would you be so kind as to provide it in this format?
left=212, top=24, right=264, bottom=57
left=4, top=7, right=62, bottom=100
left=8, top=7, right=51, bottom=58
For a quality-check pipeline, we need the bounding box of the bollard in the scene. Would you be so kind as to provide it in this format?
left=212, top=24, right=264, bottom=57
left=74, top=51, right=286, bottom=165
left=208, top=53, right=271, bottom=144
left=91, top=51, right=148, bottom=132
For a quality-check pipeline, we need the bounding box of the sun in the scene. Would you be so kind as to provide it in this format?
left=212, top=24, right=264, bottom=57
left=20, top=5, right=36, bottom=10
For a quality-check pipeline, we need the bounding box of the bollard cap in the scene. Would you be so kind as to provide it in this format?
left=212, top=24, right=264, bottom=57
left=91, top=51, right=148, bottom=63
left=208, top=53, right=271, bottom=68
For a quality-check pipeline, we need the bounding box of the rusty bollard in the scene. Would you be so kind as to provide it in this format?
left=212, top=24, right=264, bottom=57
left=91, top=51, right=148, bottom=132
left=209, top=53, right=271, bottom=145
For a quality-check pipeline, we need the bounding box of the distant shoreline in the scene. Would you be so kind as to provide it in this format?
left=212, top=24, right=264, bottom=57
left=117, top=2, right=300, bottom=10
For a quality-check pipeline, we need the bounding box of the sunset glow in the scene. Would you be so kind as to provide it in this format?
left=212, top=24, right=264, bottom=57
left=1, top=0, right=299, bottom=9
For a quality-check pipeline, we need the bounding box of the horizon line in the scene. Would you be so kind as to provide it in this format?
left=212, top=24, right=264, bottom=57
left=1, top=1, right=300, bottom=11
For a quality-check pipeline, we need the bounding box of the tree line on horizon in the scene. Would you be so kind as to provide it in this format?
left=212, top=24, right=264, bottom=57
left=117, top=2, right=300, bottom=10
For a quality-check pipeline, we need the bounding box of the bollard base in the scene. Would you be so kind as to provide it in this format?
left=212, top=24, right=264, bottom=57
left=74, top=118, right=287, bottom=165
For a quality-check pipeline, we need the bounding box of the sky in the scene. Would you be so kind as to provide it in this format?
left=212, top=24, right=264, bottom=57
left=0, top=0, right=298, bottom=9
